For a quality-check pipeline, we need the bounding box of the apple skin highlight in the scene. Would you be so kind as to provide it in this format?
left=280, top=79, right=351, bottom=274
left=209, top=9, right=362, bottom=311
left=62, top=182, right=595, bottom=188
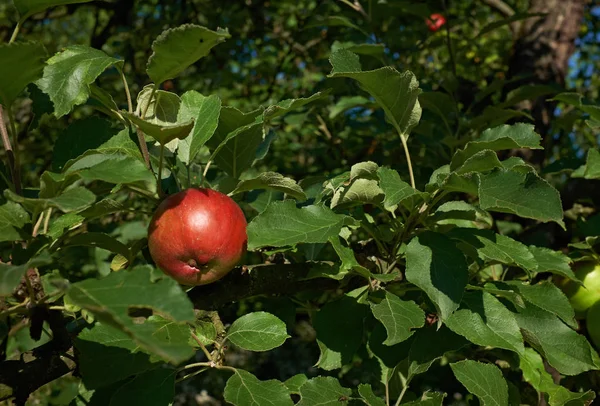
left=148, top=188, right=247, bottom=286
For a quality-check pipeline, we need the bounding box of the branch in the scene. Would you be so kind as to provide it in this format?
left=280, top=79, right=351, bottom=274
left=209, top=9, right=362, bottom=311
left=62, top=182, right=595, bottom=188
left=480, top=0, right=515, bottom=18
left=188, top=263, right=347, bottom=310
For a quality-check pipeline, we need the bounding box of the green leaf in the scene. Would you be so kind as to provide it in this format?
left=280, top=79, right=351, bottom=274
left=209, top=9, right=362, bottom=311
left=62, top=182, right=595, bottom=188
left=370, top=292, right=424, bottom=346
left=450, top=360, right=508, bottom=406
left=66, top=266, right=195, bottom=364
left=328, top=236, right=370, bottom=280
left=313, top=296, right=368, bottom=370
left=52, top=118, right=120, bottom=172
left=328, top=96, right=374, bottom=119
left=62, top=232, right=131, bottom=259
left=263, top=91, right=330, bottom=121
left=5, top=187, right=96, bottom=214
left=60, top=128, right=143, bottom=173
left=36, top=46, right=122, bottom=118
left=0, top=201, right=30, bottom=242
left=408, top=326, right=469, bottom=377
left=503, top=281, right=577, bottom=329
left=190, top=320, right=216, bottom=346
left=575, top=148, right=600, bottom=180
left=514, top=304, right=599, bottom=375
left=230, top=172, right=307, bottom=201
left=403, top=392, right=446, bottom=406
left=208, top=121, right=264, bottom=179
left=108, top=368, right=176, bottom=406
left=297, top=377, right=352, bottom=406
left=328, top=49, right=422, bottom=139
left=73, top=155, right=154, bottom=185
left=358, top=384, right=386, bottom=406
left=451, top=124, right=542, bottom=171
left=445, top=291, right=524, bottom=354
left=519, top=348, right=596, bottom=406
left=247, top=200, right=356, bottom=250
left=122, top=111, right=194, bottom=146
left=0, top=253, right=52, bottom=297
left=75, top=322, right=161, bottom=389
left=147, top=24, right=230, bottom=84
left=478, top=168, right=564, bottom=227
left=224, top=369, right=293, bottom=406
left=528, top=246, right=577, bottom=281
left=350, top=161, right=379, bottom=180
left=176, top=91, right=221, bottom=164
left=226, top=312, right=290, bottom=352
left=0, top=41, right=47, bottom=106
left=447, top=228, right=537, bottom=271
left=284, top=374, right=308, bottom=394
left=406, top=232, right=468, bottom=321
left=377, top=167, right=421, bottom=211
left=453, top=150, right=502, bottom=174
left=13, top=0, right=93, bottom=21
left=330, top=178, right=384, bottom=209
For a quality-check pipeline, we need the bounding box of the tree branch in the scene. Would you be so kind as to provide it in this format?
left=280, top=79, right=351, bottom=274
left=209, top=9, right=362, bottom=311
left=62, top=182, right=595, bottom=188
left=480, top=0, right=515, bottom=18
left=188, top=263, right=347, bottom=310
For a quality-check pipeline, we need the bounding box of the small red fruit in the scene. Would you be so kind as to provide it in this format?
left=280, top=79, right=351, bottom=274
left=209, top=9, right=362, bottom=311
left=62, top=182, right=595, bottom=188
left=148, top=188, right=247, bottom=286
left=426, top=13, right=446, bottom=32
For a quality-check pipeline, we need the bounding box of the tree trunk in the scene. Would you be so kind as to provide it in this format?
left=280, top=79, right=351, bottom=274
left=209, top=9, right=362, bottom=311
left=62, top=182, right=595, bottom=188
left=507, top=0, right=587, bottom=158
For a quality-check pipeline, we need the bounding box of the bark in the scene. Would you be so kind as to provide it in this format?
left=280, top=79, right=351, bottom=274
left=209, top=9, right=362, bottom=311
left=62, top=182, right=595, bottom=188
left=507, top=0, right=587, bottom=149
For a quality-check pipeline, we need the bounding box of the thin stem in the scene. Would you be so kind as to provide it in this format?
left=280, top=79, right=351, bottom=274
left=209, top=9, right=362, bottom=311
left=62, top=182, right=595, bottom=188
left=175, top=367, right=209, bottom=383
left=9, top=20, right=22, bottom=44
left=0, top=105, right=20, bottom=194
left=190, top=331, right=213, bottom=361
left=178, top=361, right=212, bottom=372
left=135, top=128, right=152, bottom=170
left=385, top=379, right=390, bottom=406
left=32, top=212, right=44, bottom=237
left=141, top=84, right=157, bottom=120
left=43, top=208, right=52, bottom=234
left=119, top=69, right=133, bottom=114
left=398, top=133, right=415, bottom=189
left=157, top=144, right=165, bottom=197
left=394, top=385, right=409, bottom=406
left=126, top=185, right=158, bottom=201
left=0, top=299, right=29, bottom=317
left=202, top=160, right=211, bottom=185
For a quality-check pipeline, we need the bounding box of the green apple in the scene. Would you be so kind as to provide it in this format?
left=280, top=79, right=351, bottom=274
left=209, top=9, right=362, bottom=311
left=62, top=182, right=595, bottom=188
left=587, top=300, right=600, bottom=348
left=559, top=261, right=600, bottom=318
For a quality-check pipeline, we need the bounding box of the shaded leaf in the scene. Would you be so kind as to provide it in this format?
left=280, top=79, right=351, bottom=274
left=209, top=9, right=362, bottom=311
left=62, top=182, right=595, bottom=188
left=224, top=369, right=293, bottom=406
left=5, top=187, right=96, bottom=214
left=66, top=266, right=195, bottom=364
left=230, top=172, right=306, bottom=201
left=226, top=312, right=290, bottom=352
left=297, top=377, right=352, bottom=406
left=147, top=24, right=230, bottom=84
left=370, top=292, right=424, bottom=346
left=445, top=291, right=524, bottom=354
left=177, top=91, right=221, bottom=164
left=0, top=201, right=30, bottom=242
left=405, top=232, right=468, bottom=320
left=247, top=200, right=356, bottom=250
left=0, top=41, right=47, bottom=106
left=450, top=360, right=508, bottom=406
left=36, top=46, right=122, bottom=118
left=329, top=49, right=421, bottom=139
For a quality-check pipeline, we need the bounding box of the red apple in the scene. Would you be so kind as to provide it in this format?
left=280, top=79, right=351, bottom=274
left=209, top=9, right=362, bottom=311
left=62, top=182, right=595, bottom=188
left=148, top=188, right=247, bottom=286
left=426, top=13, right=446, bottom=32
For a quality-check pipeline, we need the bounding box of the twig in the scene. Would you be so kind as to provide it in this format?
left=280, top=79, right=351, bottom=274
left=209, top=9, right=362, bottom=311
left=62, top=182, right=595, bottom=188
left=190, top=331, right=213, bottom=361
left=0, top=105, right=20, bottom=194
left=9, top=20, right=22, bottom=43
left=399, top=133, right=416, bottom=189
left=442, top=0, right=457, bottom=78
left=157, top=144, right=165, bottom=197
left=43, top=208, right=52, bottom=234
left=32, top=212, right=44, bottom=237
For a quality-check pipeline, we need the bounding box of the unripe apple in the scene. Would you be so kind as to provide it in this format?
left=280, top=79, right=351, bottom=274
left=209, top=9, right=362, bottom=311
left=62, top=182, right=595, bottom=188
left=426, top=13, right=446, bottom=32
left=558, top=261, right=600, bottom=318
left=148, top=188, right=247, bottom=286
left=587, top=300, right=600, bottom=348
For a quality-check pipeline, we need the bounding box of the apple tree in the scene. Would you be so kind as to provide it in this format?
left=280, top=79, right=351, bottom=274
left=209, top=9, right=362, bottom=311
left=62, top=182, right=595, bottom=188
left=1, top=0, right=599, bottom=405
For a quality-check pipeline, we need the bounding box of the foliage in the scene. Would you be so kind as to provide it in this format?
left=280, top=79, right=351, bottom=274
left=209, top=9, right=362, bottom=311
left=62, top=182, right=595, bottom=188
left=1, top=0, right=599, bottom=405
